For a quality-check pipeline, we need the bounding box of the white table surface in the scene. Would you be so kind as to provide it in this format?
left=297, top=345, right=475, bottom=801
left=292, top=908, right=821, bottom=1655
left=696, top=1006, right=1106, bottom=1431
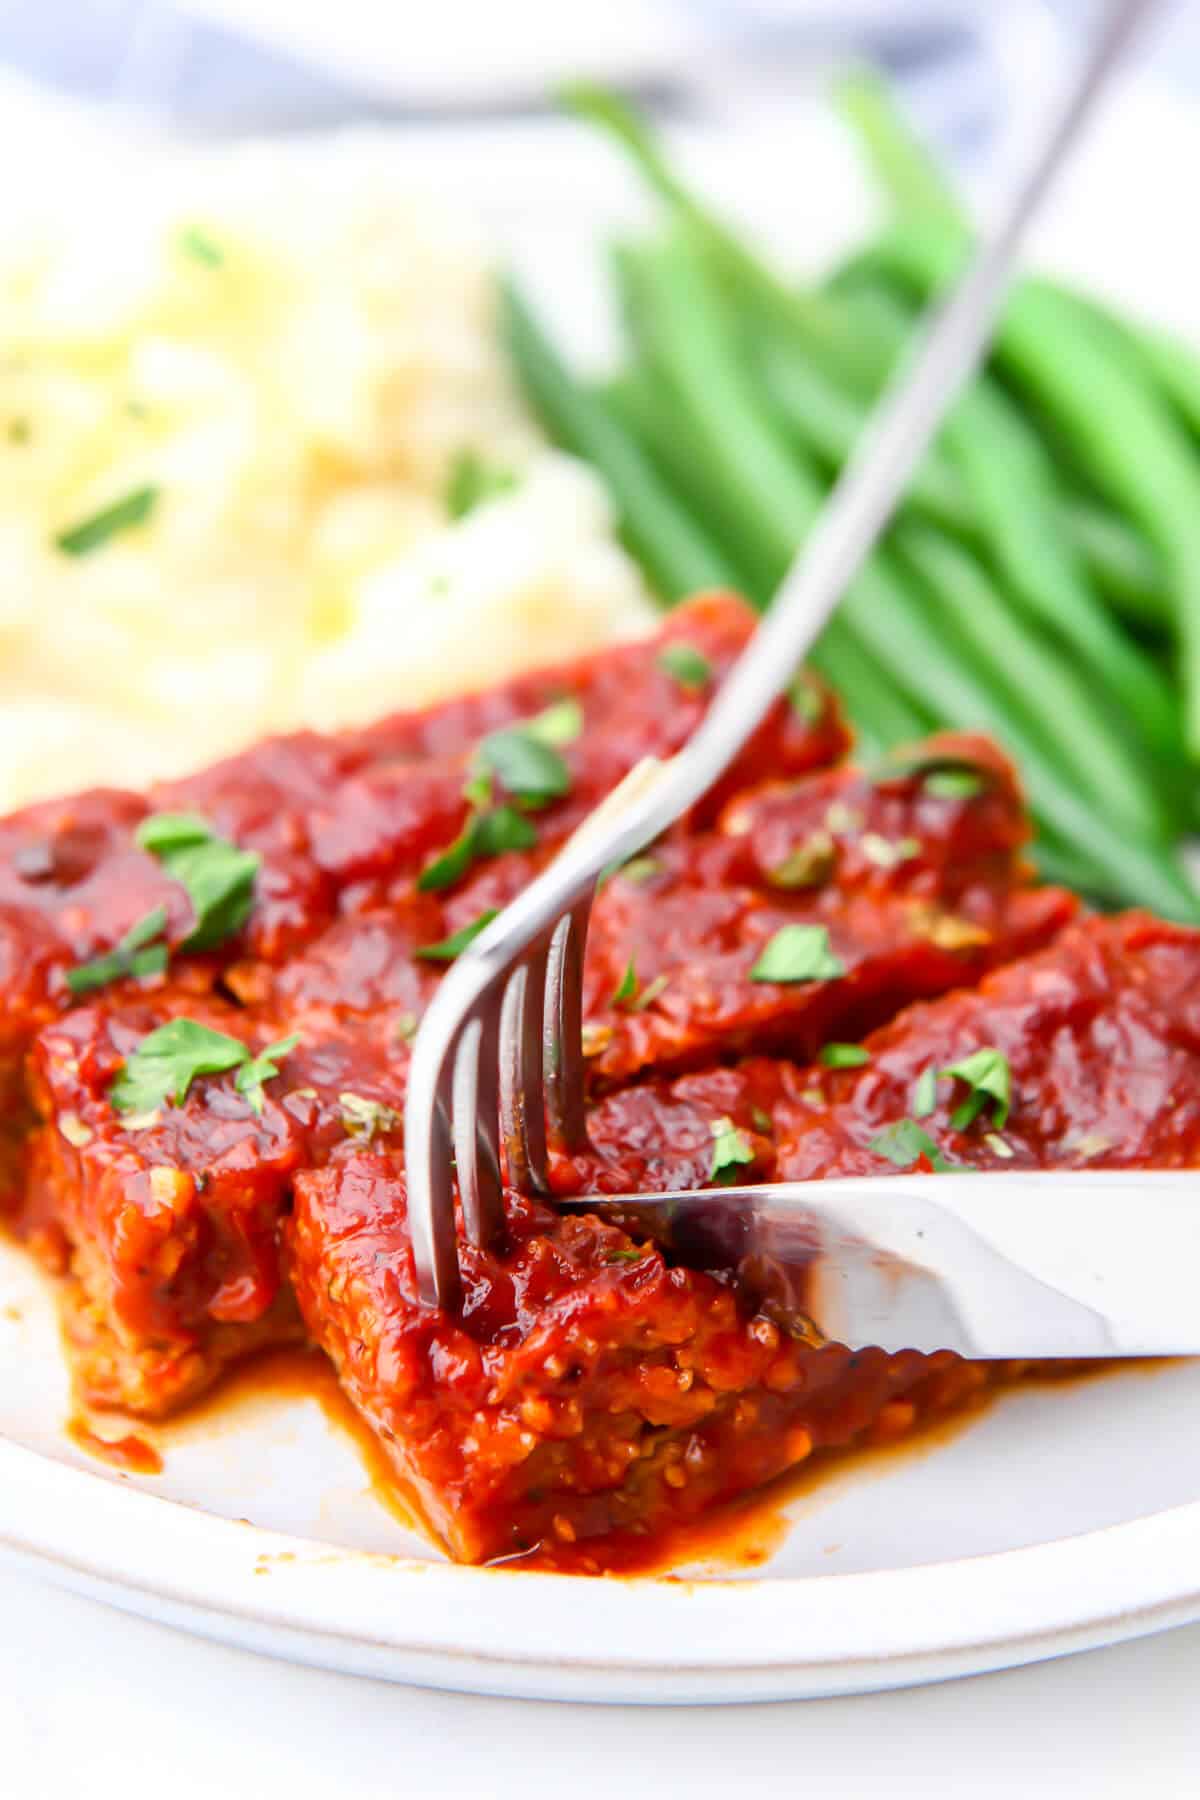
left=3, top=1558, right=1199, bottom=1799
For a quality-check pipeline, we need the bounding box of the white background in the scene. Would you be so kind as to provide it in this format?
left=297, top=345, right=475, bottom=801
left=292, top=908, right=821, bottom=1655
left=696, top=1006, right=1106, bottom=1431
left=2, top=1559, right=1199, bottom=1797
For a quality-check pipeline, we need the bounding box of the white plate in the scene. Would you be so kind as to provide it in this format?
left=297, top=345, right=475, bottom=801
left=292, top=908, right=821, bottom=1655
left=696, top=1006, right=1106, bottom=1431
left=4, top=79, right=1200, bottom=1704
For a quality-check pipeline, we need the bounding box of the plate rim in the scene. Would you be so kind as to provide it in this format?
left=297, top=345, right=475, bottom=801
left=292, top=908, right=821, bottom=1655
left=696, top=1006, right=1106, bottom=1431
left=4, top=1434, right=1200, bottom=1702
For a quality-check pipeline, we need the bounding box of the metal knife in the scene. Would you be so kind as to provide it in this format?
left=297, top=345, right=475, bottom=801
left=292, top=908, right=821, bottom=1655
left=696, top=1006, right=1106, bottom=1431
left=561, top=1170, right=1200, bottom=1358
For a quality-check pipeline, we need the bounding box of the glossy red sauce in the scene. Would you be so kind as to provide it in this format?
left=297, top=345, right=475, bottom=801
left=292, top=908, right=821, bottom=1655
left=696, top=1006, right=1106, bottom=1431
left=0, top=593, right=1194, bottom=1569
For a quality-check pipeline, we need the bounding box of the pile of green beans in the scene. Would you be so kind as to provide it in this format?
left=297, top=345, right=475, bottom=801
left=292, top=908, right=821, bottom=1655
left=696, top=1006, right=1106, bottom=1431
left=498, top=80, right=1200, bottom=921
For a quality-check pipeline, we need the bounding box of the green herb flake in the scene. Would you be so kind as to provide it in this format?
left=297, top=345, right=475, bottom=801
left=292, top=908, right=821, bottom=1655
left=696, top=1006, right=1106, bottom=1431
left=657, top=642, right=712, bottom=691
left=136, top=812, right=259, bottom=952
left=868, top=1120, right=962, bottom=1174
left=709, top=1116, right=755, bottom=1185
left=417, top=804, right=537, bottom=893
left=611, top=958, right=639, bottom=1008
left=620, top=855, right=661, bottom=886
left=633, top=972, right=670, bottom=1011
left=788, top=672, right=824, bottom=723
left=525, top=698, right=584, bottom=747
left=461, top=768, right=493, bottom=810
left=860, top=833, right=920, bottom=870
left=604, top=1247, right=645, bottom=1266
left=415, top=909, right=500, bottom=963
left=924, top=769, right=985, bottom=800
left=943, top=1046, right=1012, bottom=1130
left=820, top=1042, right=870, bottom=1069
left=913, top=1066, right=938, bottom=1117
left=55, top=484, right=160, bottom=557
left=445, top=448, right=519, bottom=519
left=750, top=924, right=844, bottom=986
left=66, top=904, right=170, bottom=997
left=339, top=1091, right=401, bottom=1140
left=824, top=802, right=864, bottom=836
left=235, top=1033, right=300, bottom=1118
left=109, top=1018, right=250, bottom=1115
left=751, top=1106, right=773, bottom=1134
left=768, top=831, right=836, bottom=891
left=478, top=727, right=570, bottom=806
left=179, top=226, right=225, bottom=268
left=7, top=418, right=30, bottom=446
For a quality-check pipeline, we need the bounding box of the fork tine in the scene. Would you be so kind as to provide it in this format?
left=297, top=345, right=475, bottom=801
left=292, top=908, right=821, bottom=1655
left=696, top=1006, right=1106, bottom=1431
left=499, top=943, right=551, bottom=1194
left=405, top=1037, right=460, bottom=1312
left=453, top=1002, right=506, bottom=1250
left=544, top=896, right=593, bottom=1154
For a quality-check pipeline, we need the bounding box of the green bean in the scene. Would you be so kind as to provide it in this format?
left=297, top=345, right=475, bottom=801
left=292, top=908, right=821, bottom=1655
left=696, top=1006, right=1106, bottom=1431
left=831, top=68, right=963, bottom=230
left=609, top=235, right=1195, bottom=904
left=754, top=340, right=968, bottom=533
left=806, top=627, right=932, bottom=757
left=895, top=522, right=1176, bottom=841
left=842, top=281, right=1185, bottom=765
left=1027, top=836, right=1125, bottom=909
left=757, top=302, right=1184, bottom=776
left=836, top=554, right=1200, bottom=922
left=499, top=280, right=735, bottom=602
left=1061, top=498, right=1168, bottom=627
left=567, top=86, right=1165, bottom=629
left=602, top=366, right=923, bottom=758
left=601, top=370, right=781, bottom=602
left=849, top=222, right=1200, bottom=755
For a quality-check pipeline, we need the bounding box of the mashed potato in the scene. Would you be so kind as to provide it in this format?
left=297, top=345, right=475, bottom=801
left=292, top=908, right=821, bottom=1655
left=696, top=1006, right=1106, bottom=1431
left=0, top=138, right=652, bottom=810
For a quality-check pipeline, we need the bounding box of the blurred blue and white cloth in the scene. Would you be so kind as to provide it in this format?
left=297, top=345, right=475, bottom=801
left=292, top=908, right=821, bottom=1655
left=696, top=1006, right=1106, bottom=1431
left=0, top=0, right=1051, bottom=152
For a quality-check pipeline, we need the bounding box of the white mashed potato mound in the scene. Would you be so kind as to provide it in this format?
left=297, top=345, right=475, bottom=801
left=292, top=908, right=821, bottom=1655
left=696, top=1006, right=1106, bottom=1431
left=0, top=138, right=653, bottom=810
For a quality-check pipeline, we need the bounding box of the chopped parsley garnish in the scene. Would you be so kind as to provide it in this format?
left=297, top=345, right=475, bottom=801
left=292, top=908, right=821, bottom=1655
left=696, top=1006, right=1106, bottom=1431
left=913, top=1066, right=938, bottom=1117
left=417, top=803, right=536, bottom=892
left=942, top=1047, right=1012, bottom=1130
left=788, top=672, right=824, bottom=722
left=709, top=1116, right=755, bottom=1185
left=526, top=698, right=584, bottom=747
left=179, top=227, right=225, bottom=267
left=860, top=833, right=920, bottom=870
left=415, top=909, right=499, bottom=962
left=750, top=924, right=844, bottom=985
left=620, top=855, right=661, bottom=885
left=612, top=958, right=639, bottom=1007
left=444, top=448, right=519, bottom=519
left=66, top=905, right=169, bottom=996
left=924, top=769, right=985, bottom=800
left=820, top=1042, right=870, bottom=1069
left=478, top=726, right=570, bottom=806
left=108, top=1018, right=250, bottom=1115
left=610, top=959, right=669, bottom=1010
left=873, top=748, right=992, bottom=799
left=136, top=812, right=259, bottom=952
left=339, top=1092, right=401, bottom=1140
left=768, top=831, right=836, bottom=890
left=235, top=1034, right=300, bottom=1117
left=55, top=485, right=160, bottom=557
left=868, top=1120, right=963, bottom=1174
left=657, top=643, right=712, bottom=691
left=634, top=973, right=670, bottom=1010
left=604, top=1247, right=646, bottom=1266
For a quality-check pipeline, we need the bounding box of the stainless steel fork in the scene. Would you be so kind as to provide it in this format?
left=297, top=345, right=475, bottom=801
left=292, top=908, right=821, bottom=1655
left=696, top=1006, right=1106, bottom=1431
left=405, top=0, right=1160, bottom=1312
